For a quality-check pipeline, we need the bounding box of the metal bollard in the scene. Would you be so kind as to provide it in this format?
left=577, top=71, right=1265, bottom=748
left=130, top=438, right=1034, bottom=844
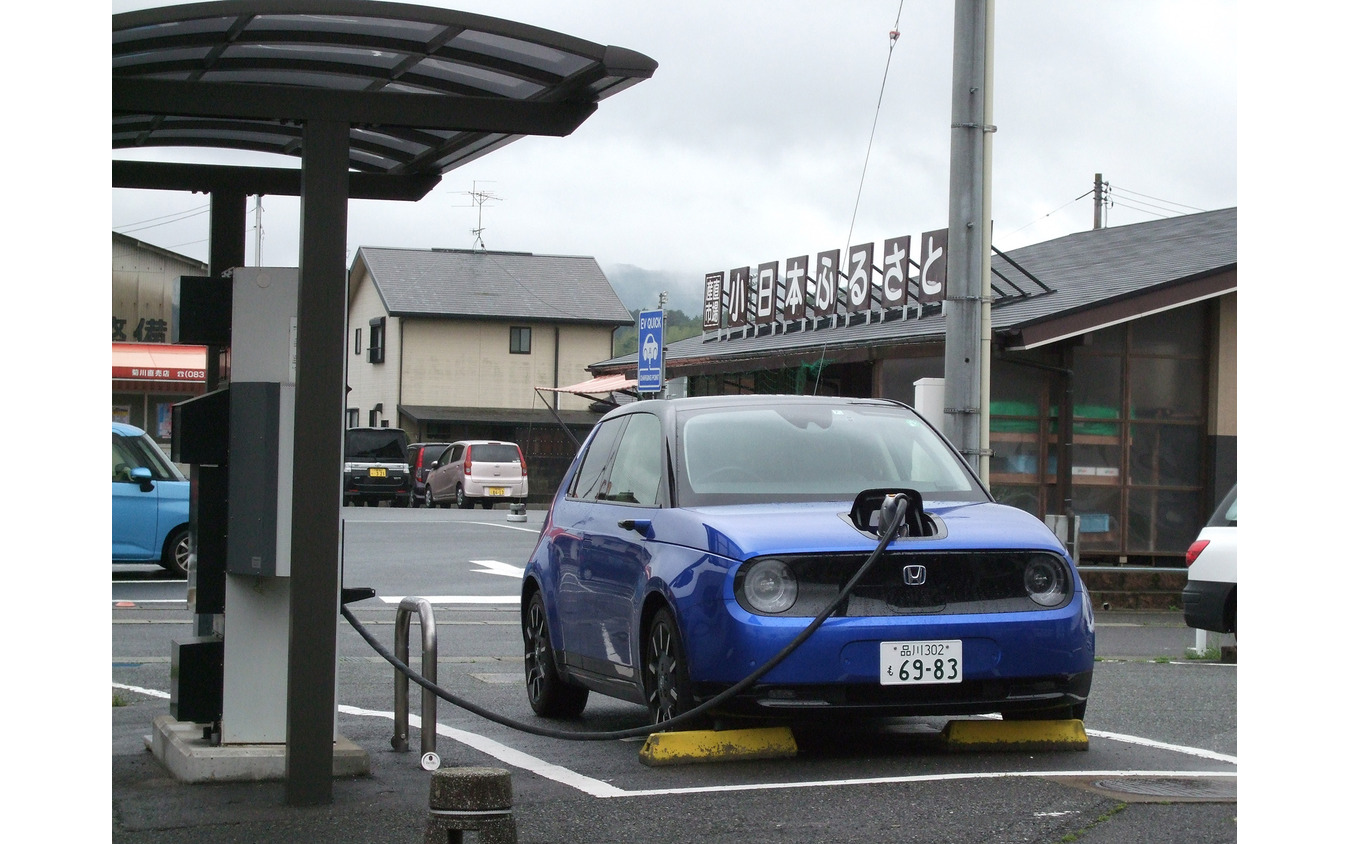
left=393, top=597, right=438, bottom=759
left=424, top=767, right=517, bottom=844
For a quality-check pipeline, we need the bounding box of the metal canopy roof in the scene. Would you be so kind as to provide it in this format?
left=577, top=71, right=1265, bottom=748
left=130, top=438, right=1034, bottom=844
left=113, top=0, right=658, bottom=198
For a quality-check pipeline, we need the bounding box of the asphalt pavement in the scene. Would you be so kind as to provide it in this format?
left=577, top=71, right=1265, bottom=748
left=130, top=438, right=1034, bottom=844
left=110, top=608, right=1239, bottom=844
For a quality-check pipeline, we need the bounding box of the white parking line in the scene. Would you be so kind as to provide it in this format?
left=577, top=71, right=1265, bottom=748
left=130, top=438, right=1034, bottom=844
left=379, top=596, right=519, bottom=605
left=113, top=682, right=1236, bottom=799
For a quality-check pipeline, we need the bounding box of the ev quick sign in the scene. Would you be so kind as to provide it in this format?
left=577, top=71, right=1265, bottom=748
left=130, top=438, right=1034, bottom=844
left=637, top=308, right=664, bottom=393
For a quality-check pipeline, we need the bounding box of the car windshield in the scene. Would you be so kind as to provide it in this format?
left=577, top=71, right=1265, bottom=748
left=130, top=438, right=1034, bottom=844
left=675, top=402, right=985, bottom=506
left=345, top=429, right=408, bottom=462
left=470, top=444, right=520, bottom=463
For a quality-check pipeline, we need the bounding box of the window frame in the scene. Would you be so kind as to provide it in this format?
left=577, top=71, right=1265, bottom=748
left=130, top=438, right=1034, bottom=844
left=509, top=325, right=532, bottom=355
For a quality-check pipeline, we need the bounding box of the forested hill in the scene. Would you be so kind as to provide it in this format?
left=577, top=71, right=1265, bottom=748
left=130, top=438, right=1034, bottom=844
left=611, top=308, right=703, bottom=358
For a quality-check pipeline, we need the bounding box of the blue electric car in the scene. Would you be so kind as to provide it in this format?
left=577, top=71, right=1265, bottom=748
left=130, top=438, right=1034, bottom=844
left=521, top=395, right=1095, bottom=726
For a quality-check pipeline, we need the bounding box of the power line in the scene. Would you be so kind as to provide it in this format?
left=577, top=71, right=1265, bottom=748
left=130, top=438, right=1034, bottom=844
left=998, top=190, right=1093, bottom=239
left=1110, top=185, right=1205, bottom=214
left=1109, top=198, right=1171, bottom=220
left=114, top=204, right=211, bottom=235
left=841, top=2, right=907, bottom=260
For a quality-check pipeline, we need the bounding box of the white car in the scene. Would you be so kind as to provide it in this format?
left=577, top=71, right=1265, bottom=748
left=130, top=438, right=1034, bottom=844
left=1182, top=485, right=1236, bottom=634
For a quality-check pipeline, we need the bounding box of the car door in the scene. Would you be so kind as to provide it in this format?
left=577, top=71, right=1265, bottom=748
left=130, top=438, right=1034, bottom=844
left=567, top=412, right=665, bottom=677
left=112, top=432, right=161, bottom=560
left=426, top=443, right=459, bottom=503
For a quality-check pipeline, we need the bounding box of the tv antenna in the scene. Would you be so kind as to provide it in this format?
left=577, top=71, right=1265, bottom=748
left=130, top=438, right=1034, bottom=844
left=456, top=181, right=502, bottom=250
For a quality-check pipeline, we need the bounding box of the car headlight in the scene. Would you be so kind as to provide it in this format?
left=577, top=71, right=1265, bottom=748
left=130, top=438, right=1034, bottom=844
left=742, top=558, right=798, bottom=614
left=1024, top=555, right=1069, bottom=607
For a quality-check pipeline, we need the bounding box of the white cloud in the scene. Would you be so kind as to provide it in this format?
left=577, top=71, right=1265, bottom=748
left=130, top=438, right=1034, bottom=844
left=112, top=0, right=1238, bottom=311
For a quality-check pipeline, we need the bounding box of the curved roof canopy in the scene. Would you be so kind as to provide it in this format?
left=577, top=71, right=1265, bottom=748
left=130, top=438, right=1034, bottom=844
left=113, top=0, right=657, bottom=198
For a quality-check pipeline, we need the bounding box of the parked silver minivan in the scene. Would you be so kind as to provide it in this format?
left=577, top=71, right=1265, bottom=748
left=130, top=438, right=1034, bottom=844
left=425, top=440, right=528, bottom=509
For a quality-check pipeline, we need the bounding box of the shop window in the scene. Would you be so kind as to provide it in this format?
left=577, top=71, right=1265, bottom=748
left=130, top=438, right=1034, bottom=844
left=368, top=317, right=385, bottom=364
left=510, top=326, right=531, bottom=354
left=1127, top=488, right=1204, bottom=554
left=1128, top=423, right=1202, bottom=487
left=1129, top=307, right=1204, bottom=356
left=1072, top=487, right=1122, bottom=553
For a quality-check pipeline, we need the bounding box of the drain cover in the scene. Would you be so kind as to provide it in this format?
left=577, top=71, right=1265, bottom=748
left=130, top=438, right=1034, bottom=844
left=1094, top=777, right=1236, bottom=801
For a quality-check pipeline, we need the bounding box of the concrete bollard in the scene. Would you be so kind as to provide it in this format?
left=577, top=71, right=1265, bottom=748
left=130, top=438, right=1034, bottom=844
left=506, top=503, right=527, bottom=523
left=424, top=767, right=517, bottom=844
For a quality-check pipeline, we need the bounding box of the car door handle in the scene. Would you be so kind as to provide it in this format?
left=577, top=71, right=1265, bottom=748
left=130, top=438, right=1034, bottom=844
left=618, top=518, right=653, bottom=539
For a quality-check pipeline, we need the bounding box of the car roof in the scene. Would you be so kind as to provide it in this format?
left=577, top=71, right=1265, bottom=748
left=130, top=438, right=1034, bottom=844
left=600, top=394, right=911, bottom=422
left=112, top=421, right=147, bottom=437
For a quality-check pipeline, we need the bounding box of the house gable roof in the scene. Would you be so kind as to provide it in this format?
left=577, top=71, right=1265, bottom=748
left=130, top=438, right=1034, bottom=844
left=353, top=247, right=634, bottom=326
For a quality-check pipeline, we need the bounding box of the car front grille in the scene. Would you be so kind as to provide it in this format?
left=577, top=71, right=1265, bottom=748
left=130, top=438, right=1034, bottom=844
left=734, top=550, right=1074, bottom=617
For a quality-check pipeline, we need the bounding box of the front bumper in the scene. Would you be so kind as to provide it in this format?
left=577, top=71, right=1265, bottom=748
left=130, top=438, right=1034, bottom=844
left=681, top=595, right=1096, bottom=717
left=697, top=669, right=1093, bottom=718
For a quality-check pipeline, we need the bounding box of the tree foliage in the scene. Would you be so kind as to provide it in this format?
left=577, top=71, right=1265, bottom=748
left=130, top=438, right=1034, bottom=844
left=612, top=308, right=703, bottom=358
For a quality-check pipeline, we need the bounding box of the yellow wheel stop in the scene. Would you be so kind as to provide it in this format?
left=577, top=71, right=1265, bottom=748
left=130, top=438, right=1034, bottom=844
left=941, top=718, right=1088, bottom=752
left=638, top=726, right=798, bottom=766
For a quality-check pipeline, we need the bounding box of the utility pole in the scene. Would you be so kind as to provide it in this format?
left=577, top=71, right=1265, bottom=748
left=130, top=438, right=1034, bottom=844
left=252, top=196, right=263, bottom=265
left=1093, top=173, right=1109, bottom=230
left=943, top=0, right=995, bottom=481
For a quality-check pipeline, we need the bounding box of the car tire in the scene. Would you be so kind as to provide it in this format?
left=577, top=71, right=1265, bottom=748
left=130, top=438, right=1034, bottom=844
left=161, top=526, right=191, bottom=577
left=424, top=487, right=436, bottom=508
left=481, top=501, right=494, bottom=510
left=642, top=607, right=701, bottom=726
left=455, top=486, right=470, bottom=509
left=523, top=592, right=588, bottom=718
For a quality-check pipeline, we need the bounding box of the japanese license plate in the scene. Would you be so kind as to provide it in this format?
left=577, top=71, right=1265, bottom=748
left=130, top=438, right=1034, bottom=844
left=880, top=639, right=962, bottom=685
left=369, top=467, right=387, bottom=478
left=487, top=487, right=506, bottom=496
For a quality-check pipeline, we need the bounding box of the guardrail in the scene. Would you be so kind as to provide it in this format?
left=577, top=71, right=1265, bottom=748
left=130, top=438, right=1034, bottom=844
left=392, top=596, right=438, bottom=760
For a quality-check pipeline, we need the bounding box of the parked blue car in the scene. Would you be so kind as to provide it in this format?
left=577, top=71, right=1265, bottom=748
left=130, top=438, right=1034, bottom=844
left=112, top=421, right=191, bottom=576
left=521, top=395, right=1094, bottom=726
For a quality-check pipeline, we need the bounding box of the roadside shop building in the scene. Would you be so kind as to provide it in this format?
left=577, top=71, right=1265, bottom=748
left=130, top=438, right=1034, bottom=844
left=111, top=232, right=208, bottom=442
left=589, top=208, right=1237, bottom=566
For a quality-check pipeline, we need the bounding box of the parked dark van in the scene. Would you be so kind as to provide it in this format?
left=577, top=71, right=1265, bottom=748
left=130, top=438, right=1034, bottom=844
left=343, top=427, right=412, bottom=507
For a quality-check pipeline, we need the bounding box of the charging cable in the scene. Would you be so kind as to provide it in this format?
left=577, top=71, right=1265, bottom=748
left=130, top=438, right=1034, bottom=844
left=341, top=493, right=910, bottom=741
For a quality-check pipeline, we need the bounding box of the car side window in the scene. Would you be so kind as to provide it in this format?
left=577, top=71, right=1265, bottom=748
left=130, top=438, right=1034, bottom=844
left=601, top=413, right=662, bottom=506
left=112, top=435, right=140, bottom=483
left=570, top=418, right=628, bottom=501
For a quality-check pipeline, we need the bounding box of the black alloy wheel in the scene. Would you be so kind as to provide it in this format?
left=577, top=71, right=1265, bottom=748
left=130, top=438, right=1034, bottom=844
left=523, top=592, right=588, bottom=718
left=643, top=607, right=697, bottom=726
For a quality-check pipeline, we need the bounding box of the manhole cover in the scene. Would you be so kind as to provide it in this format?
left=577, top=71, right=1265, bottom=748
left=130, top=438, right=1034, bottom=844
left=1094, top=777, right=1236, bottom=800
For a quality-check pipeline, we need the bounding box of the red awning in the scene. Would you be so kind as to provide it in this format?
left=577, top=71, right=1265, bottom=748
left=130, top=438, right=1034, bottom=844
left=540, top=374, right=637, bottom=394
left=111, top=343, right=207, bottom=382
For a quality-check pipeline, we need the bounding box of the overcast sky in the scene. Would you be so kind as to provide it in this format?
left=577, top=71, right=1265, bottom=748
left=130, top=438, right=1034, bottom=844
left=109, top=0, right=1237, bottom=314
